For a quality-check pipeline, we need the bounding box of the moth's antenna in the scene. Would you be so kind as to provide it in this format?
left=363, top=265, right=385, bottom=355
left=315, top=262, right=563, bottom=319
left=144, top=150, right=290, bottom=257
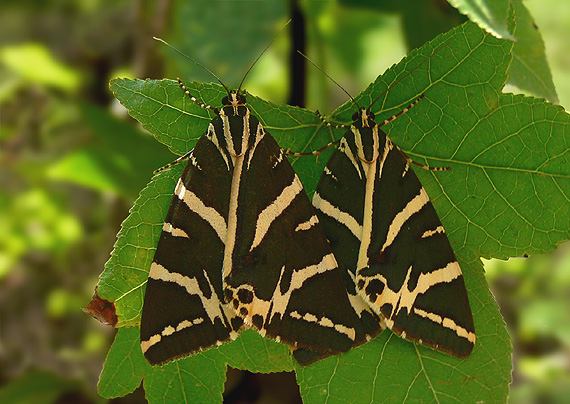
left=297, top=51, right=361, bottom=110
left=153, top=37, right=231, bottom=94
left=237, top=19, right=292, bottom=93
left=369, top=41, right=448, bottom=110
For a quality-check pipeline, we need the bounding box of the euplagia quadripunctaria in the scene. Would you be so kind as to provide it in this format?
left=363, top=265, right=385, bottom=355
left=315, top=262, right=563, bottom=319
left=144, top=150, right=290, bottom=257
left=139, top=73, right=382, bottom=366
left=310, top=61, right=476, bottom=358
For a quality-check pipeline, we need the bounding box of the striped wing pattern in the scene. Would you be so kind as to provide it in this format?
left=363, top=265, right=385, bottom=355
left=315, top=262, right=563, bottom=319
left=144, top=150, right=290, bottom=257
left=140, top=92, right=381, bottom=366
left=222, top=125, right=380, bottom=360
left=140, top=135, right=242, bottom=365
left=314, top=108, right=476, bottom=357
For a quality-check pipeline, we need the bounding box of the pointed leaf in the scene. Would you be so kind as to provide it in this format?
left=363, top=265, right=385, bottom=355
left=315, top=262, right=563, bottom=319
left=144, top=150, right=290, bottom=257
left=99, top=328, right=148, bottom=398
left=507, top=0, right=558, bottom=103
left=447, top=0, right=515, bottom=40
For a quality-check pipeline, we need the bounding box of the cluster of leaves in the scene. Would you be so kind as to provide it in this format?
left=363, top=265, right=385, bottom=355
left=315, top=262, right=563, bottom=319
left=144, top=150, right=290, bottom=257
left=96, top=16, right=570, bottom=403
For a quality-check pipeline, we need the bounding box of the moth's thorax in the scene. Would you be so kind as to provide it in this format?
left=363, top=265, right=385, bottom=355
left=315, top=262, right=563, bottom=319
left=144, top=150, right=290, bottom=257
left=352, top=108, right=381, bottom=163
left=220, top=91, right=251, bottom=157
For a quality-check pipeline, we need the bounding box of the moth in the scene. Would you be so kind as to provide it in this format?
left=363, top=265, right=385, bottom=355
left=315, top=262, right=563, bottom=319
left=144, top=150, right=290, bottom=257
left=310, top=53, right=476, bottom=357
left=139, top=55, right=381, bottom=365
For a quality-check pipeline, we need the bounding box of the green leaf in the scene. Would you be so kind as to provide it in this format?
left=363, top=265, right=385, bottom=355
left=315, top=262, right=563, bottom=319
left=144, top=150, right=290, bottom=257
left=97, top=168, right=179, bottom=326
left=94, top=21, right=570, bottom=403
left=447, top=0, right=515, bottom=40
left=507, top=0, right=558, bottom=103
left=217, top=329, right=295, bottom=373
left=143, top=355, right=226, bottom=404
left=99, top=328, right=294, bottom=402
left=99, top=328, right=148, bottom=398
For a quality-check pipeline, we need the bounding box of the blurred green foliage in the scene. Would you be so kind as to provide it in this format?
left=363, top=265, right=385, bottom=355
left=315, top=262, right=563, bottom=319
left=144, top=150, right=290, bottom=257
left=486, top=243, right=570, bottom=404
left=0, top=0, right=569, bottom=403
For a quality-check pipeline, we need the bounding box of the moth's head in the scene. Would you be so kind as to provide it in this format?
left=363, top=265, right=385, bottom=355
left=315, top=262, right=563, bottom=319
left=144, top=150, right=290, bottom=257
left=352, top=108, right=375, bottom=128
left=220, top=89, right=249, bottom=123
left=222, top=90, right=247, bottom=107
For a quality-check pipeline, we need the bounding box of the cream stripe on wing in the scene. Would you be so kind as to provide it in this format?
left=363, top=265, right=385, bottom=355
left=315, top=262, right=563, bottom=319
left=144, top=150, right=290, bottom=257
left=295, top=215, right=319, bottom=232
left=414, top=307, right=476, bottom=343
left=162, top=222, right=189, bottom=238
left=395, top=262, right=462, bottom=315
left=313, top=191, right=363, bottom=241
left=381, top=187, right=430, bottom=252
left=289, top=311, right=355, bottom=340
left=421, top=226, right=445, bottom=239
left=141, top=317, right=205, bottom=353
left=141, top=263, right=230, bottom=352
left=222, top=152, right=245, bottom=279
left=148, top=263, right=227, bottom=324
left=323, top=166, right=338, bottom=181
left=246, top=122, right=265, bottom=169
left=357, top=136, right=390, bottom=272
left=339, top=137, right=364, bottom=180
left=207, top=123, right=231, bottom=170
left=175, top=179, right=227, bottom=243
left=360, top=261, right=463, bottom=321
left=250, top=175, right=303, bottom=250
